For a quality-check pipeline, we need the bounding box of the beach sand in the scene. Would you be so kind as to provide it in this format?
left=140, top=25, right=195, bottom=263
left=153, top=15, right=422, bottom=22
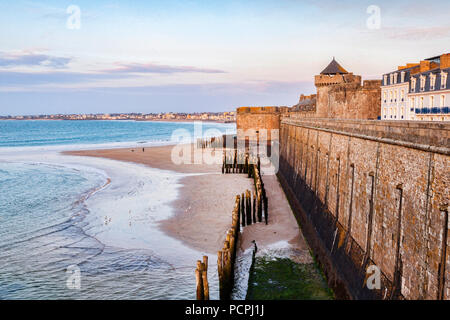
left=65, top=145, right=312, bottom=259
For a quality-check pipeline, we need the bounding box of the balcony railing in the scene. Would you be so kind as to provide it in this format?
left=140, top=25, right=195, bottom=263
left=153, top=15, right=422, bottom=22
left=415, top=107, right=449, bottom=114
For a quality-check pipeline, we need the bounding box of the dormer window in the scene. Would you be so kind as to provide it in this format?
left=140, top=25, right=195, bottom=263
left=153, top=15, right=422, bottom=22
left=393, top=73, right=398, bottom=84
left=411, top=78, right=416, bottom=92
left=420, top=75, right=426, bottom=91
left=430, top=74, right=436, bottom=90
left=442, top=72, right=448, bottom=89
left=384, top=75, right=388, bottom=86
left=401, top=71, right=405, bottom=83
left=390, top=74, right=394, bottom=85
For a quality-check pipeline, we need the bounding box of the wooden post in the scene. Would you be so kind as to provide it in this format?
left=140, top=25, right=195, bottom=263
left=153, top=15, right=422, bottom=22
left=253, top=191, right=256, bottom=224
left=222, top=242, right=230, bottom=300
left=217, top=250, right=223, bottom=299
left=222, top=150, right=225, bottom=174
left=195, top=261, right=204, bottom=300
left=257, top=191, right=262, bottom=222
left=244, top=154, right=248, bottom=174
left=239, top=153, right=242, bottom=173
left=233, top=149, right=237, bottom=173
left=246, top=190, right=252, bottom=225
left=236, top=195, right=241, bottom=233
left=202, top=256, right=209, bottom=300
left=202, top=271, right=209, bottom=300
left=203, top=256, right=208, bottom=272
left=241, top=192, right=246, bottom=226
left=264, top=194, right=268, bottom=225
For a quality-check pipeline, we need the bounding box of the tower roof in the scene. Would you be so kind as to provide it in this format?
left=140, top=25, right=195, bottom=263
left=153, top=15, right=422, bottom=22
left=320, top=58, right=348, bottom=75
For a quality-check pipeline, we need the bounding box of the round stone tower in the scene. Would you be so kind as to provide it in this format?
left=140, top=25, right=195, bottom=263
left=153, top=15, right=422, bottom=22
left=314, top=58, right=362, bottom=118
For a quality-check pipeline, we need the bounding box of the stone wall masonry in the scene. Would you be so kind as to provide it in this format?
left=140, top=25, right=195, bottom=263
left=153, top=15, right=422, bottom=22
left=278, top=118, right=450, bottom=300
left=281, top=118, right=449, bottom=153
left=236, top=107, right=285, bottom=143
left=315, top=82, right=381, bottom=120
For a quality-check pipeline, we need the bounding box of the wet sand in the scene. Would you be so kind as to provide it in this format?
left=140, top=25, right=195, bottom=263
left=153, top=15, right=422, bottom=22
left=65, top=145, right=312, bottom=258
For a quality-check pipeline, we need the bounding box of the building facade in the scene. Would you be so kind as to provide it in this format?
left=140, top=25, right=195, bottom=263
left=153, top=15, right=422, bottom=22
left=381, top=53, right=450, bottom=121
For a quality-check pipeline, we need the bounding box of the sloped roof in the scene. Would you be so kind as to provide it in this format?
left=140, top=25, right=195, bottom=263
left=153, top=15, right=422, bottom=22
left=320, top=58, right=348, bottom=75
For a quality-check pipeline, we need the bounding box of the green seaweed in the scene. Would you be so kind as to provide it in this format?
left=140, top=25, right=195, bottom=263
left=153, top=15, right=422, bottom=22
left=246, top=257, right=334, bottom=300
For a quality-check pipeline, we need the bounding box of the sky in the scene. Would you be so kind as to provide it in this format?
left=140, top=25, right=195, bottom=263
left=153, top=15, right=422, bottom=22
left=0, top=0, right=449, bottom=116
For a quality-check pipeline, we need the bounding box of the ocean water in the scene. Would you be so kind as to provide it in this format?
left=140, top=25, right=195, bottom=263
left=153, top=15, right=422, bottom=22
left=0, top=120, right=234, bottom=149
left=0, top=120, right=234, bottom=299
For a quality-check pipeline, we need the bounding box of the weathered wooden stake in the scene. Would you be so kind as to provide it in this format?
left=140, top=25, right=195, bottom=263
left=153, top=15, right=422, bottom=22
left=264, top=195, right=268, bottom=225
left=246, top=190, right=252, bottom=225
left=257, top=191, right=262, bottom=222
left=195, top=266, right=204, bottom=300
left=253, top=191, right=256, bottom=224
left=217, top=250, right=223, bottom=299
left=202, top=256, right=209, bottom=300
left=236, top=195, right=241, bottom=233
left=241, top=192, right=246, bottom=226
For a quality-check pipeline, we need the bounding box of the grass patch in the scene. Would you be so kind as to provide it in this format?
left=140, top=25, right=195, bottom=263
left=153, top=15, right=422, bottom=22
left=246, top=257, right=334, bottom=300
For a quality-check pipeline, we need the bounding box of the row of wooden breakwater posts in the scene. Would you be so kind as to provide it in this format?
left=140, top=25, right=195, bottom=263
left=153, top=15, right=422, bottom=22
left=195, top=149, right=269, bottom=300
left=196, top=134, right=231, bottom=149
left=222, top=150, right=269, bottom=225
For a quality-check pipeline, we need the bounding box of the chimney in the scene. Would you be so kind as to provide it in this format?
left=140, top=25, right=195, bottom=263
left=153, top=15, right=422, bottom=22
left=440, top=53, right=450, bottom=69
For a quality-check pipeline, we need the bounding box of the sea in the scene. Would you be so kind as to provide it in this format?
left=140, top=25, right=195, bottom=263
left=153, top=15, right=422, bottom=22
left=0, top=120, right=235, bottom=299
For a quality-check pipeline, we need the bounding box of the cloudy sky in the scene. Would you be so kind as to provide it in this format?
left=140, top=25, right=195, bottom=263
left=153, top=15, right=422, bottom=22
left=0, top=0, right=449, bottom=115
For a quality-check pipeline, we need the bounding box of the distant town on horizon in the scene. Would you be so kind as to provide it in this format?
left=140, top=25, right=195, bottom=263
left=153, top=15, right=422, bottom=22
left=0, top=111, right=236, bottom=122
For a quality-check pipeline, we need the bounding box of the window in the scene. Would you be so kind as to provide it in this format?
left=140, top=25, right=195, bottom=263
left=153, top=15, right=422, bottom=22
left=430, top=96, right=434, bottom=108
left=401, top=71, right=405, bottom=83
left=390, top=91, right=393, bottom=102
left=441, top=95, right=446, bottom=107
left=420, top=97, right=424, bottom=108
left=390, top=74, right=394, bottom=84
left=394, top=73, right=398, bottom=84
left=411, top=97, right=415, bottom=108
left=401, top=89, right=404, bottom=101
left=394, top=90, right=397, bottom=101
left=420, top=75, right=426, bottom=91
left=442, top=72, right=448, bottom=89
left=411, top=78, right=416, bottom=92
left=430, top=74, right=436, bottom=90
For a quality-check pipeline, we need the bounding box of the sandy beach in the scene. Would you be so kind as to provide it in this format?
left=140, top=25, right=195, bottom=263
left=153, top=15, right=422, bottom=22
left=65, top=145, right=312, bottom=260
